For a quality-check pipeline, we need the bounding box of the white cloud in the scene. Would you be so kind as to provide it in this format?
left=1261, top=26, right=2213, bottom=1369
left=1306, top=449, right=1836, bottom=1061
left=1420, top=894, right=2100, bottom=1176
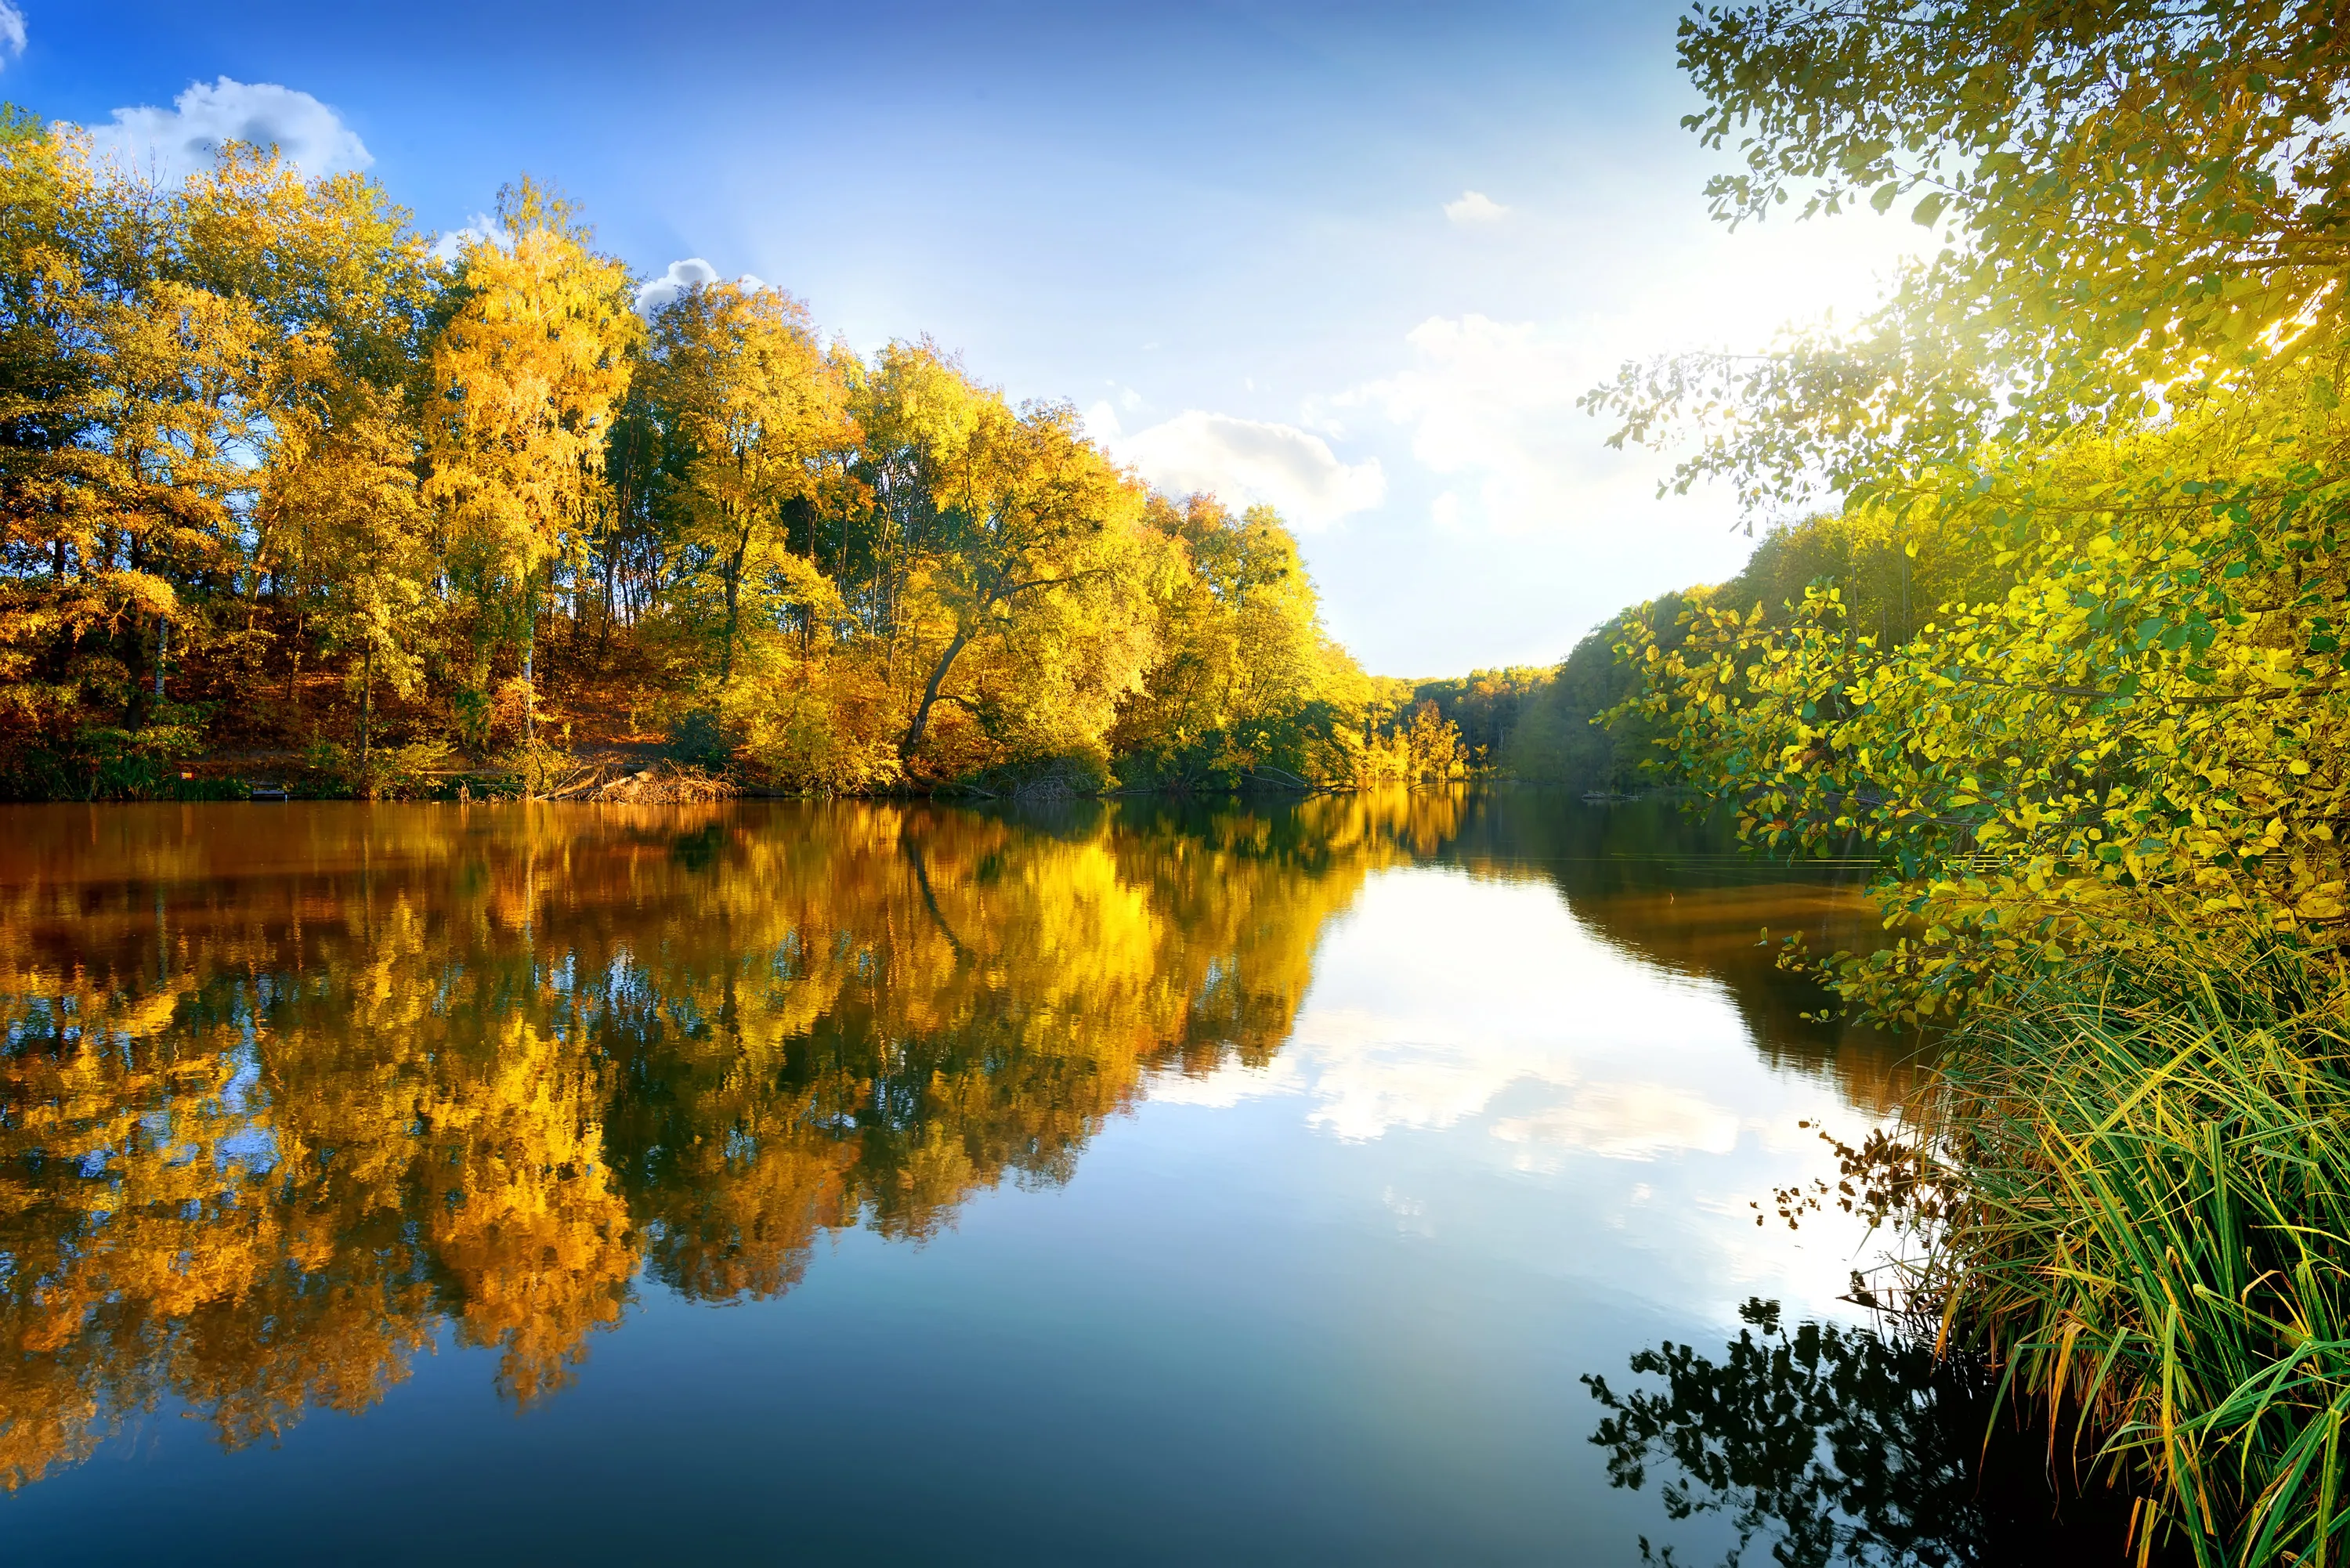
left=1443, top=190, right=1509, bottom=225
left=1311, top=210, right=1941, bottom=556
left=429, top=211, right=510, bottom=266
left=1493, top=1082, right=1741, bottom=1165
left=635, top=257, right=770, bottom=316
left=637, top=258, right=720, bottom=316
left=81, top=78, right=371, bottom=184
left=0, top=3, right=25, bottom=69
left=1088, top=406, right=1385, bottom=530
left=1333, top=313, right=1608, bottom=536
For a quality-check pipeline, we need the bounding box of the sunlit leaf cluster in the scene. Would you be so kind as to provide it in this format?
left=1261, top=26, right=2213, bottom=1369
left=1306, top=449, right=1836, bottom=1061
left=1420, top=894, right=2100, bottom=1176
left=1618, top=370, right=2350, bottom=1021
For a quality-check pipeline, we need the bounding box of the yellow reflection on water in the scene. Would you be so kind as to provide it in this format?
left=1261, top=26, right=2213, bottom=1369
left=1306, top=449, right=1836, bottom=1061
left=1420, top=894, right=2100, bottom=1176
left=0, top=789, right=1907, bottom=1492
left=0, top=794, right=1452, bottom=1487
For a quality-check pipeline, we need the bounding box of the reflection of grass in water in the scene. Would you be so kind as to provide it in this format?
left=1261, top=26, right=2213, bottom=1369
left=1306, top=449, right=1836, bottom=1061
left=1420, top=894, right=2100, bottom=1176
left=1586, top=1299, right=2164, bottom=1567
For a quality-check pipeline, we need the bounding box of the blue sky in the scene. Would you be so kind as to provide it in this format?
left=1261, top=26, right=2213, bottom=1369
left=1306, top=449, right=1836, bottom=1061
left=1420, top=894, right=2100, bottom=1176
left=0, top=0, right=1922, bottom=676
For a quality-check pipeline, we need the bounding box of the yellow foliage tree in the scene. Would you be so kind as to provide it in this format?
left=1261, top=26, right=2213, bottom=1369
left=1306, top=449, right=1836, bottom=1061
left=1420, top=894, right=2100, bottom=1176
left=423, top=180, right=638, bottom=762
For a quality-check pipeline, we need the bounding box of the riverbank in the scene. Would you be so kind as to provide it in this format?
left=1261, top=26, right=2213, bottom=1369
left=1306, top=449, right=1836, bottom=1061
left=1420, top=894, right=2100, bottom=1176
left=1850, top=938, right=2350, bottom=1567
left=13, top=744, right=1499, bottom=806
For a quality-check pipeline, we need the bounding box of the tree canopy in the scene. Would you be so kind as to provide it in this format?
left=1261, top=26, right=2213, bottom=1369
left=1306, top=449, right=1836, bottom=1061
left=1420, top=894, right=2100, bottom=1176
left=0, top=118, right=1460, bottom=800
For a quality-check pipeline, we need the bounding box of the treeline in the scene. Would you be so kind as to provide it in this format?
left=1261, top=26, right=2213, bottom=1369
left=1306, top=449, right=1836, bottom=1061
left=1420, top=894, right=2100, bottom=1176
left=1505, top=504, right=1999, bottom=792
left=0, top=113, right=1466, bottom=800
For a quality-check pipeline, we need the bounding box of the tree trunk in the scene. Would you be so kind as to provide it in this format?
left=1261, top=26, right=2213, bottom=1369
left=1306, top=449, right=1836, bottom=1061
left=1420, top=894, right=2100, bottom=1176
left=899, top=623, right=974, bottom=768
left=125, top=616, right=152, bottom=732
left=360, top=641, right=374, bottom=793
left=522, top=580, right=537, bottom=798
left=719, top=518, right=750, bottom=688
left=125, top=537, right=152, bottom=731
left=599, top=547, right=618, bottom=657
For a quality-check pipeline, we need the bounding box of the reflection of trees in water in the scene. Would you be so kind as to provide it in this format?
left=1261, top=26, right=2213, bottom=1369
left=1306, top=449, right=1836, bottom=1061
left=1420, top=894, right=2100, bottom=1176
left=0, top=788, right=1961, bottom=1498
left=1586, top=1300, right=2157, bottom=1567
left=0, top=793, right=1459, bottom=1489
left=1444, top=790, right=1928, bottom=1114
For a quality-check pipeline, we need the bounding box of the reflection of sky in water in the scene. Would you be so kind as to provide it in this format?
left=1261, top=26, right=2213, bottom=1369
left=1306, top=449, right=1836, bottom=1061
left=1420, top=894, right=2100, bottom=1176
left=1151, top=866, right=1886, bottom=1328
left=1, top=799, right=1900, bottom=1566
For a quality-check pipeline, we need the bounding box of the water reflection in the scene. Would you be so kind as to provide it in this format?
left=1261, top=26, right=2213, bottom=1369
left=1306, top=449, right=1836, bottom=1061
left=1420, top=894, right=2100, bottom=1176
left=0, top=793, right=1455, bottom=1490
left=1445, top=791, right=1924, bottom=1113
left=1585, top=1302, right=2158, bottom=1567
left=2, top=787, right=1983, bottom=1563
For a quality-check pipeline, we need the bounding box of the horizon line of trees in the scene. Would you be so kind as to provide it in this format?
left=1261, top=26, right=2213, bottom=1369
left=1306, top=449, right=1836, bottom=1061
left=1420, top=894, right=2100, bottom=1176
left=0, top=110, right=1470, bottom=800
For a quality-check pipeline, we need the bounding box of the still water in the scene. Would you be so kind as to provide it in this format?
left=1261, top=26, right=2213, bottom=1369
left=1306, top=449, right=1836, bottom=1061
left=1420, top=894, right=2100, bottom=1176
left=0, top=791, right=2076, bottom=1564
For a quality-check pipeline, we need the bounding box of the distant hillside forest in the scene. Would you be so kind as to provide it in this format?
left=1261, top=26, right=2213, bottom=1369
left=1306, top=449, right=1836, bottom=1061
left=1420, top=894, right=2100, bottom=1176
left=1479, top=507, right=1937, bottom=793
left=0, top=113, right=1475, bottom=801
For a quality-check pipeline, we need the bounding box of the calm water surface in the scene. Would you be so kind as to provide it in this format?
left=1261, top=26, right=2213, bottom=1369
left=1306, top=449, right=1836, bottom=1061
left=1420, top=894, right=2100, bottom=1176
left=0, top=791, right=2067, bottom=1564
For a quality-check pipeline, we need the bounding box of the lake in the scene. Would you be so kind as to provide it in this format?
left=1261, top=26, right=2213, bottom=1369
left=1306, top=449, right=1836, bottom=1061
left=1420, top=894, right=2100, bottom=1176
left=0, top=791, right=2114, bottom=1564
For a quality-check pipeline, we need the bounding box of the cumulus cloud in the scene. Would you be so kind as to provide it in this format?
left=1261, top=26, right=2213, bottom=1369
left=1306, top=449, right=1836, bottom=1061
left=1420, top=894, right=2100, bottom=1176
left=635, top=257, right=719, bottom=315
left=82, top=78, right=371, bottom=184
left=1086, top=406, right=1384, bottom=530
left=428, top=211, right=511, bottom=266
left=1443, top=190, right=1509, bottom=225
left=0, top=3, right=25, bottom=70
left=1332, top=313, right=1615, bottom=535
left=634, top=257, right=771, bottom=316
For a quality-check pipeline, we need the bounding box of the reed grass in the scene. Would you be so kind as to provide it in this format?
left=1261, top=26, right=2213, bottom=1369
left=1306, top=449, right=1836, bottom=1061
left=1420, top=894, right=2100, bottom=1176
left=1918, top=939, right=2350, bottom=1566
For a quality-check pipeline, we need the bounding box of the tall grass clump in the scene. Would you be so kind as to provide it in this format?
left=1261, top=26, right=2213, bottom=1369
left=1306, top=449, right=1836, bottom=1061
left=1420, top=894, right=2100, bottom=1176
left=1916, top=938, right=2350, bottom=1566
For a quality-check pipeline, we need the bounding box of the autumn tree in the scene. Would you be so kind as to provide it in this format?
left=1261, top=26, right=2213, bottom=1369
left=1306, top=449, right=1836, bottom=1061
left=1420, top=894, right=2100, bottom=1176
left=847, top=342, right=1160, bottom=781
left=638, top=279, right=859, bottom=698
left=0, top=111, right=114, bottom=780
left=197, top=151, right=438, bottom=779
left=0, top=118, right=1390, bottom=802
left=1112, top=495, right=1347, bottom=788
left=423, top=179, right=638, bottom=763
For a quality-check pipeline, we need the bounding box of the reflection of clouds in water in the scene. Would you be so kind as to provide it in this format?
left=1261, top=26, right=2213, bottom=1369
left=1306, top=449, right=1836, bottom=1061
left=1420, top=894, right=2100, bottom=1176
left=1133, top=862, right=1895, bottom=1327
left=1149, top=869, right=1754, bottom=1154
left=1292, top=1021, right=1562, bottom=1142
left=1493, top=1082, right=1741, bottom=1167
left=1145, top=1064, right=1283, bottom=1110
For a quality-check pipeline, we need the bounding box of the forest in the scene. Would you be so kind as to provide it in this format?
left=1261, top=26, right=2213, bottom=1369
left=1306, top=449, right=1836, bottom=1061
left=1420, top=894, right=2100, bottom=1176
left=0, top=111, right=1470, bottom=802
